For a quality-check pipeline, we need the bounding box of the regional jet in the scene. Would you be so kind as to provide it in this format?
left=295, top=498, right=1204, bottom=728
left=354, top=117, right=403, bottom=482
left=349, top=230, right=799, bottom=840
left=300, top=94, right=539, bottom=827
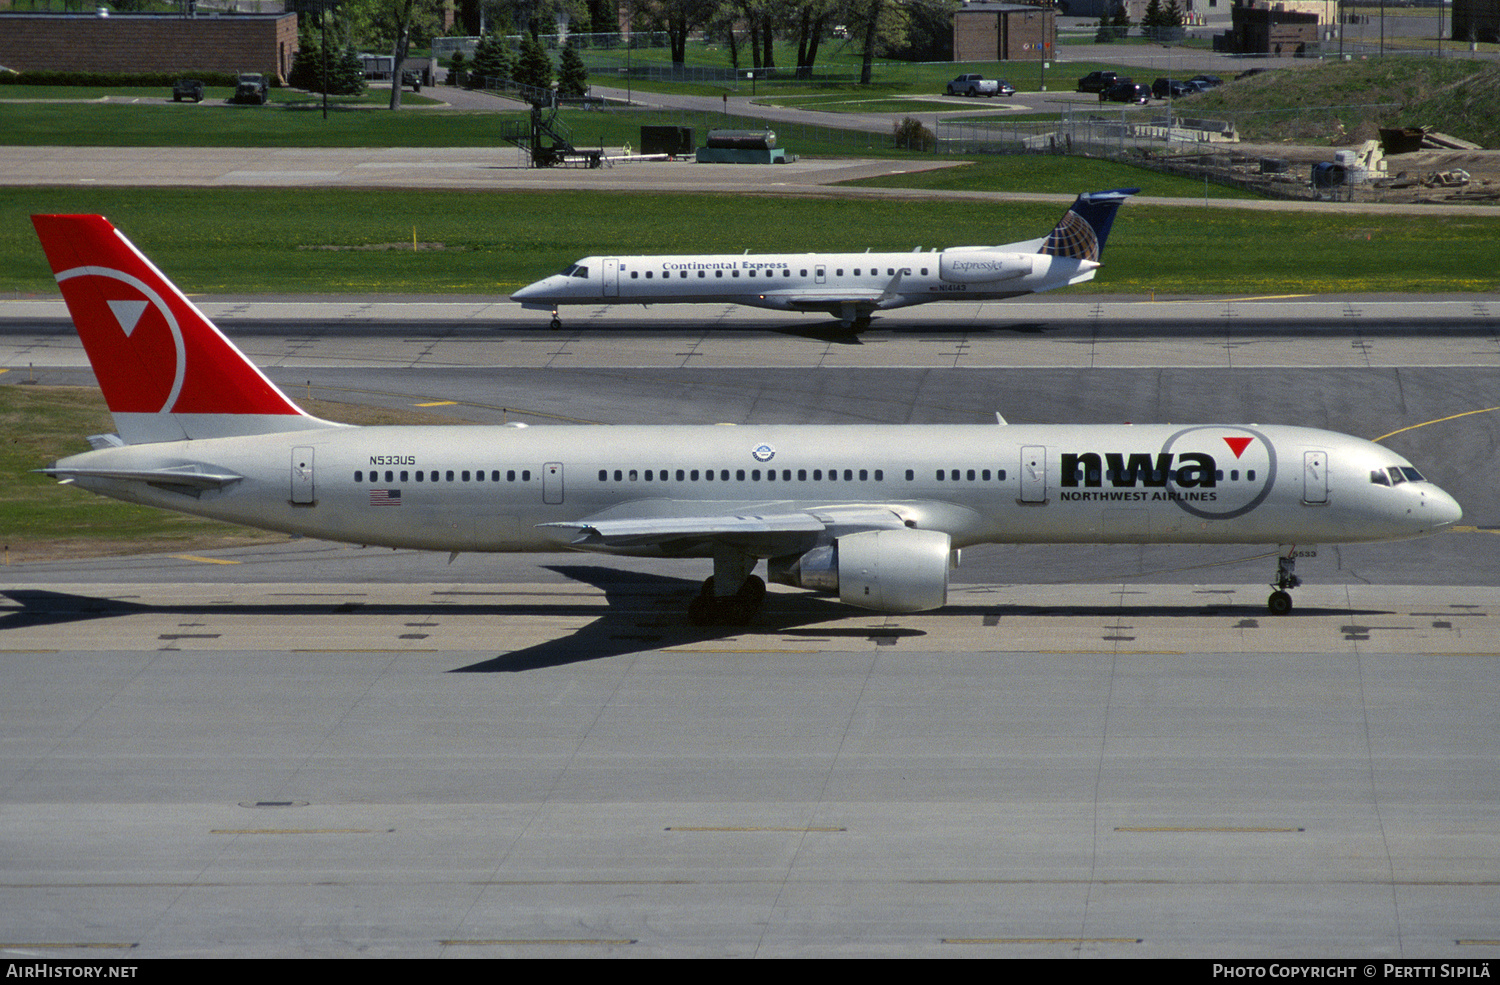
left=31, top=214, right=1462, bottom=623
left=512, top=188, right=1139, bottom=330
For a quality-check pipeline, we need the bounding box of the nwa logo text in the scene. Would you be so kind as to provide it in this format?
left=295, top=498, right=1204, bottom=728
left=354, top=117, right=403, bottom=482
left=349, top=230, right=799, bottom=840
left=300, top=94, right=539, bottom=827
left=1060, top=451, right=1218, bottom=501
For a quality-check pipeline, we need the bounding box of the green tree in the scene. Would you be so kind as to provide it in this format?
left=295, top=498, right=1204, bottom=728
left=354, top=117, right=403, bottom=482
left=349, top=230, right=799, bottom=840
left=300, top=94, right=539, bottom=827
left=557, top=38, right=588, bottom=97
left=289, top=36, right=368, bottom=95
left=469, top=30, right=514, bottom=88
left=514, top=34, right=554, bottom=93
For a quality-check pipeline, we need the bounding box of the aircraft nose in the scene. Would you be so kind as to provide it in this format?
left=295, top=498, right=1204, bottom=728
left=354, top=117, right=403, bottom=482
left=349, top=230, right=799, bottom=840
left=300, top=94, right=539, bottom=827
left=510, top=280, right=543, bottom=301
left=1428, top=485, right=1463, bottom=529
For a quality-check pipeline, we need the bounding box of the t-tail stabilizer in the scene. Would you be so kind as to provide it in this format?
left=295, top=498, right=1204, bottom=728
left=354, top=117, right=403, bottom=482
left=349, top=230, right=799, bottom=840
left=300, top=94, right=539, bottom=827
left=31, top=214, right=341, bottom=445
left=1038, top=188, right=1140, bottom=262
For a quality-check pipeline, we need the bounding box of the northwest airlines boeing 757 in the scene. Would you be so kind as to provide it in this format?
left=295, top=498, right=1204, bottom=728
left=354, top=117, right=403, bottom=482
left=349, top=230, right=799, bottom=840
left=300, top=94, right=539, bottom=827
left=512, top=189, right=1139, bottom=329
left=32, top=215, right=1461, bottom=623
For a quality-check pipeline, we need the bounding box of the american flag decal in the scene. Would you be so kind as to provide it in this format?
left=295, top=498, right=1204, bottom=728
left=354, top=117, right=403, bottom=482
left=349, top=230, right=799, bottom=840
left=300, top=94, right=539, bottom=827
left=370, top=489, right=401, bottom=506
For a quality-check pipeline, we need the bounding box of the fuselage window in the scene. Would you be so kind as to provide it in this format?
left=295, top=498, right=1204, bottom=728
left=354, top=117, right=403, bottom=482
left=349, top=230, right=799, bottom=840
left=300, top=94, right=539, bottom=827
left=874, top=470, right=883, bottom=481
left=997, top=469, right=1006, bottom=480
left=629, top=470, right=638, bottom=481
left=461, top=471, right=470, bottom=481
left=732, top=270, right=740, bottom=278
left=677, top=469, right=686, bottom=481
left=844, top=469, right=853, bottom=481
left=385, top=471, right=394, bottom=483
left=813, top=469, right=822, bottom=480
left=599, top=470, right=607, bottom=481
left=752, top=469, right=761, bottom=480
left=836, top=269, right=843, bottom=276
left=716, top=270, right=723, bottom=278
left=400, top=471, right=409, bottom=482
left=507, top=470, right=516, bottom=482
left=631, top=271, right=639, bottom=279
left=798, top=469, right=807, bottom=481
left=982, top=469, right=991, bottom=481
left=680, top=271, right=687, bottom=279
left=854, top=268, right=861, bottom=276
left=767, top=469, right=776, bottom=481
left=736, top=469, right=745, bottom=481
left=749, top=269, right=756, bottom=278
left=906, top=469, right=914, bottom=481
left=355, top=470, right=363, bottom=482
left=614, top=469, right=623, bottom=481
left=828, top=470, right=837, bottom=482
left=967, top=469, right=976, bottom=481
left=1246, top=470, right=1255, bottom=481
left=921, top=268, right=929, bottom=276
left=800, top=269, right=807, bottom=277
left=645, top=470, right=654, bottom=481
left=476, top=470, right=484, bottom=482
left=782, top=269, right=790, bottom=278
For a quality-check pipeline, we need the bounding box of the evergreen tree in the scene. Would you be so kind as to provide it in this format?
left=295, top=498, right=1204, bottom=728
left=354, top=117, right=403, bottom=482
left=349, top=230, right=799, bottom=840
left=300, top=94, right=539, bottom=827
left=469, top=31, right=513, bottom=89
left=289, top=39, right=366, bottom=95
left=448, top=50, right=466, bottom=87
left=557, top=39, right=588, bottom=98
left=514, top=35, right=553, bottom=94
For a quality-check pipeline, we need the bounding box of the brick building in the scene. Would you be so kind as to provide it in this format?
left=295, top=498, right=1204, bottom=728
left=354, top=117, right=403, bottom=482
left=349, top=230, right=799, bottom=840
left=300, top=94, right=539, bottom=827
left=1213, top=1, right=1320, bottom=54
left=953, top=2, right=1057, bottom=61
left=0, top=12, right=299, bottom=83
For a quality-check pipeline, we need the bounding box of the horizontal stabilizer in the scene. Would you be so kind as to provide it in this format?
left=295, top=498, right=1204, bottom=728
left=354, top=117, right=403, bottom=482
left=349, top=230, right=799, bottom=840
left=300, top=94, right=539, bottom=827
left=40, top=464, right=244, bottom=490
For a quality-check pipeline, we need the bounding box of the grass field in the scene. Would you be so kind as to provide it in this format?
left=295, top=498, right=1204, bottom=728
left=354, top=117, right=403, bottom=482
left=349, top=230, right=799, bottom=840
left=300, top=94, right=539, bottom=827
left=5, top=185, right=1499, bottom=297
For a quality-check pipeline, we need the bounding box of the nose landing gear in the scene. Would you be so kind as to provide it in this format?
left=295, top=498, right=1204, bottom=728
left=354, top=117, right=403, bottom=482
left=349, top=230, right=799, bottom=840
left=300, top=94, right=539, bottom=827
left=1268, top=551, right=1304, bottom=615
left=549, top=307, right=561, bottom=331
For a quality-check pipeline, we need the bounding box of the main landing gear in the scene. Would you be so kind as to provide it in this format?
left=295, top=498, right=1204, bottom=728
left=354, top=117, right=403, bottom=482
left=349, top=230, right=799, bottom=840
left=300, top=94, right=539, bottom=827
left=1267, top=551, right=1303, bottom=615
left=687, top=550, right=767, bottom=626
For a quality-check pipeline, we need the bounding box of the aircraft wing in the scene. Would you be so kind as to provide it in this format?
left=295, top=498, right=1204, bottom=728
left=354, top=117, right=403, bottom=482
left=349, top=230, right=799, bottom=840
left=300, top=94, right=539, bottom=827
left=540, top=506, right=910, bottom=557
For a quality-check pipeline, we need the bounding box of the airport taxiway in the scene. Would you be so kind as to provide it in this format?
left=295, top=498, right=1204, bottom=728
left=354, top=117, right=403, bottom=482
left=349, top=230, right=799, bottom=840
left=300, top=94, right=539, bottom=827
left=3, top=300, right=1500, bottom=955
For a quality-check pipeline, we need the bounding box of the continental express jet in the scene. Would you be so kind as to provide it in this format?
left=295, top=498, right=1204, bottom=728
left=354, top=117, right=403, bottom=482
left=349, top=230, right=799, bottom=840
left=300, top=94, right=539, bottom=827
left=512, top=189, right=1139, bottom=330
left=31, top=214, right=1462, bottom=624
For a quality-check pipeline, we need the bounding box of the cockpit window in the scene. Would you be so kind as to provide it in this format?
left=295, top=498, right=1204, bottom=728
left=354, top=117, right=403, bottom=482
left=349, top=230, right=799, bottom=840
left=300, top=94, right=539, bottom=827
left=1400, top=466, right=1424, bottom=482
left=558, top=264, right=589, bottom=278
left=1370, top=470, right=1389, bottom=486
left=1386, top=466, right=1406, bottom=485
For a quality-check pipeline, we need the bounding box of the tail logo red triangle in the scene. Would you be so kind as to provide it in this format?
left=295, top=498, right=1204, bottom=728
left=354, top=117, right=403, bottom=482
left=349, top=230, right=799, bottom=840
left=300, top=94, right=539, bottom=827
left=1223, top=436, right=1253, bottom=458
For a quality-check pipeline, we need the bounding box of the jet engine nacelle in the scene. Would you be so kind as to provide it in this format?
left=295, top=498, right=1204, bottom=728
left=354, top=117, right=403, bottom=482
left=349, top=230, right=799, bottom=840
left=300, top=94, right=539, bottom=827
left=938, top=251, right=1033, bottom=284
left=769, top=528, right=952, bottom=612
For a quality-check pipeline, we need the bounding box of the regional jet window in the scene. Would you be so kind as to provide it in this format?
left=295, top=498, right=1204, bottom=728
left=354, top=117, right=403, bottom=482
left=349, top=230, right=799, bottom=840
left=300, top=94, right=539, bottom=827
left=716, top=270, right=723, bottom=278
left=782, top=270, right=790, bottom=277
left=698, top=271, right=705, bottom=278
left=749, top=269, right=756, bottom=277
left=680, top=271, right=687, bottom=279
left=631, top=272, right=638, bottom=279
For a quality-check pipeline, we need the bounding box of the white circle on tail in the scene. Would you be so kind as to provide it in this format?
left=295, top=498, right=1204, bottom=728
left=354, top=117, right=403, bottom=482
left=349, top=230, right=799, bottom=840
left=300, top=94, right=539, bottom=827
left=57, top=265, right=186, bottom=414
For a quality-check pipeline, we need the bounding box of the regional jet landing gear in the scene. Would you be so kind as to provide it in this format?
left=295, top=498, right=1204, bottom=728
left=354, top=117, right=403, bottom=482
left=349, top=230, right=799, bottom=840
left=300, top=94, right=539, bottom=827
left=1268, top=549, right=1304, bottom=615
left=549, top=306, right=561, bottom=331
left=687, top=549, right=767, bottom=626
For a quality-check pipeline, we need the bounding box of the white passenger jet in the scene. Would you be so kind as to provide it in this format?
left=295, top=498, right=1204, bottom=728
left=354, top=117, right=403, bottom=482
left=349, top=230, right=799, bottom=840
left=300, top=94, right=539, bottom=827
left=31, top=214, right=1462, bottom=623
left=512, top=188, right=1139, bottom=330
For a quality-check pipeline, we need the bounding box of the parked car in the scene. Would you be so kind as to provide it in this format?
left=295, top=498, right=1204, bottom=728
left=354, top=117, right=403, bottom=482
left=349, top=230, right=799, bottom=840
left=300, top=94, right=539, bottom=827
left=1188, top=74, right=1224, bottom=88
left=1152, top=78, right=1195, bottom=99
left=946, top=74, right=1014, bottom=97
left=1077, top=71, right=1128, bottom=93
left=1100, top=82, right=1151, bottom=104
left=171, top=79, right=204, bottom=103
left=231, top=73, right=268, bottom=105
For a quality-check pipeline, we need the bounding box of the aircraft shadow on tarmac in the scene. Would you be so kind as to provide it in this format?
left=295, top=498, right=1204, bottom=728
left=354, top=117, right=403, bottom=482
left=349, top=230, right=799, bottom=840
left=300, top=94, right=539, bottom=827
left=0, top=575, right=1396, bottom=674
left=766, top=320, right=1053, bottom=345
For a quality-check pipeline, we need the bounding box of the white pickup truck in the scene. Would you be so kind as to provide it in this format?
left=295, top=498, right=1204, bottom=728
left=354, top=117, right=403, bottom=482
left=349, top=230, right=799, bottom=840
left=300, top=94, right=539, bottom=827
left=945, top=74, right=1015, bottom=97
